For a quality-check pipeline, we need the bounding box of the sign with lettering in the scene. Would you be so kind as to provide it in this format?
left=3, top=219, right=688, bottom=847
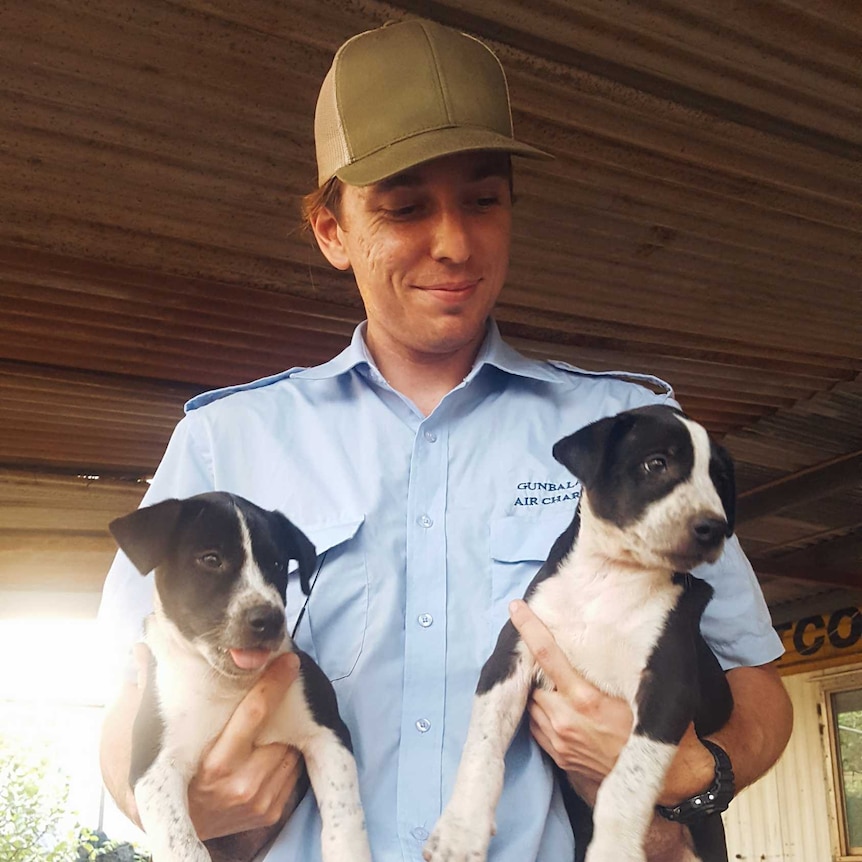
left=774, top=606, right=862, bottom=674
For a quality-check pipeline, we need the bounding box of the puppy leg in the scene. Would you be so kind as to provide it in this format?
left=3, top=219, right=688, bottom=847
left=585, top=730, right=678, bottom=862
left=586, top=624, right=701, bottom=862
left=424, top=623, right=535, bottom=862
left=302, top=727, right=371, bottom=862
left=135, top=753, right=210, bottom=862
left=266, top=652, right=371, bottom=862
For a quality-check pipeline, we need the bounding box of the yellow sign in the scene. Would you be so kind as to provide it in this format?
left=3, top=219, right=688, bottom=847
left=774, top=606, right=862, bottom=674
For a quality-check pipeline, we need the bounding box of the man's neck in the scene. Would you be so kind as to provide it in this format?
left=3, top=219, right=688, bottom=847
left=365, top=327, right=487, bottom=417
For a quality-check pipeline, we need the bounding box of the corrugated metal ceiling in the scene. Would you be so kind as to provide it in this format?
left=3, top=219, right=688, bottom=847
left=0, top=0, right=859, bottom=618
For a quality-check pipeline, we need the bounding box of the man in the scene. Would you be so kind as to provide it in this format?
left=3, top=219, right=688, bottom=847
left=99, top=18, right=792, bottom=862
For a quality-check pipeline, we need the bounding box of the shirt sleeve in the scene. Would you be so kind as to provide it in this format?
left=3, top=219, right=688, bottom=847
left=96, top=413, right=215, bottom=691
left=694, top=535, right=784, bottom=670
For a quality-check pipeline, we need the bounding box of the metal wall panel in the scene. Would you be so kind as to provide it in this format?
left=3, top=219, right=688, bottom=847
left=724, top=671, right=835, bottom=861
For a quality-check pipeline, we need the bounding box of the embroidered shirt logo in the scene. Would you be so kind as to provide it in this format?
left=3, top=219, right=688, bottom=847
left=514, top=480, right=581, bottom=508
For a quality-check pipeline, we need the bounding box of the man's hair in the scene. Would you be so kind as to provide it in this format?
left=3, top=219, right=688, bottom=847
left=301, top=176, right=344, bottom=232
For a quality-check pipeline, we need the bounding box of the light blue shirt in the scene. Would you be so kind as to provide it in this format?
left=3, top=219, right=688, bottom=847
left=99, top=321, right=783, bottom=861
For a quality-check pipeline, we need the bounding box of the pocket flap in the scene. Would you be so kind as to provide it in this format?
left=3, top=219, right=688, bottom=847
left=306, top=517, right=365, bottom=556
left=288, top=517, right=365, bottom=571
left=491, top=511, right=574, bottom=563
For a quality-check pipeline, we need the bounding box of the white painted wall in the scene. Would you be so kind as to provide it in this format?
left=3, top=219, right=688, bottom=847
left=723, top=670, right=842, bottom=861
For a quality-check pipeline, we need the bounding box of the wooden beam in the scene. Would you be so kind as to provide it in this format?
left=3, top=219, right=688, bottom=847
left=737, top=449, right=862, bottom=524
left=754, top=565, right=862, bottom=591
left=0, top=532, right=119, bottom=592
left=751, top=531, right=862, bottom=590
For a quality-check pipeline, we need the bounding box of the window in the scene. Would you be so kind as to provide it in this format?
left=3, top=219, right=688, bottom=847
left=822, top=674, right=862, bottom=859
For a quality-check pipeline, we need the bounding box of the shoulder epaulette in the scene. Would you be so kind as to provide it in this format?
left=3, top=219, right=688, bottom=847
left=545, top=360, right=674, bottom=398
left=185, top=368, right=305, bottom=413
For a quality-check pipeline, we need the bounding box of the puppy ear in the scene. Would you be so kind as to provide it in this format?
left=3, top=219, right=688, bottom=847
left=109, top=498, right=187, bottom=575
left=274, top=515, right=318, bottom=596
left=710, top=442, right=737, bottom=537
left=552, top=412, right=637, bottom=488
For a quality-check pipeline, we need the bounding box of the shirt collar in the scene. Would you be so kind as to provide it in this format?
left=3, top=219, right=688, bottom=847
left=293, top=319, right=566, bottom=385
left=469, top=320, right=565, bottom=384
left=289, top=322, right=374, bottom=380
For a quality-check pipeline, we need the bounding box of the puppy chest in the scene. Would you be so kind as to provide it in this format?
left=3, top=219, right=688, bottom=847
left=530, top=573, right=681, bottom=699
left=156, top=664, right=242, bottom=767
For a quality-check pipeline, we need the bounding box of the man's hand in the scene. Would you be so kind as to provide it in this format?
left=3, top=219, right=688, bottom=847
left=508, top=596, right=793, bottom=857
left=508, top=599, right=709, bottom=862
left=189, top=652, right=305, bottom=841
left=508, top=600, right=633, bottom=792
left=508, top=600, right=719, bottom=805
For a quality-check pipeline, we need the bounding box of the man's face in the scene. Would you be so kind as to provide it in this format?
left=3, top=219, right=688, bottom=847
left=317, top=151, right=513, bottom=361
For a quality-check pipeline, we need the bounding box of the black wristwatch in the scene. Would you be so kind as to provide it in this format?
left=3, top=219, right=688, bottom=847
left=656, top=739, right=735, bottom=823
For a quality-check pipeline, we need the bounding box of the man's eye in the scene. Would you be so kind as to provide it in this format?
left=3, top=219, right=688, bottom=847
left=384, top=203, right=420, bottom=219
left=642, top=456, right=668, bottom=474
left=475, top=195, right=500, bottom=209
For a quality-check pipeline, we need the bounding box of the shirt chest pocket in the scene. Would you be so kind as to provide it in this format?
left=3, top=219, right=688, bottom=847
left=291, top=517, right=368, bottom=681
left=489, top=511, right=576, bottom=644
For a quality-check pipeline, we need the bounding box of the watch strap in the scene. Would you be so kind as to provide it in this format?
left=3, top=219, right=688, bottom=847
left=656, top=738, right=735, bottom=823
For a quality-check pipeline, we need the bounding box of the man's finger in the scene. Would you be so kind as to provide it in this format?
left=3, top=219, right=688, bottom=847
left=257, top=746, right=305, bottom=812
left=132, top=642, right=151, bottom=690
left=509, top=600, right=582, bottom=695
left=206, top=652, right=301, bottom=767
left=529, top=719, right=562, bottom=770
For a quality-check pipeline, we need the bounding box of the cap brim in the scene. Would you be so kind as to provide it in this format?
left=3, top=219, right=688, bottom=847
left=333, top=126, right=553, bottom=187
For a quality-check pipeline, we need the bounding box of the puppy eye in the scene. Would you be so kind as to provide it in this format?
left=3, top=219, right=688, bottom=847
left=642, top=456, right=668, bottom=474
left=198, top=552, right=223, bottom=570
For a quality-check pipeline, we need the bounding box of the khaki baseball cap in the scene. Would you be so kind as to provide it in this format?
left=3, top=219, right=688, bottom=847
left=314, top=19, right=551, bottom=187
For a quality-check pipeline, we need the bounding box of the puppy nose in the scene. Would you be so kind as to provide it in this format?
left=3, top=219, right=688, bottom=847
left=244, top=605, right=284, bottom=640
left=692, top=516, right=728, bottom=549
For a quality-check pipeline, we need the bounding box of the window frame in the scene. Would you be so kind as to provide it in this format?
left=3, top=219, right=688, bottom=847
left=821, top=671, right=862, bottom=860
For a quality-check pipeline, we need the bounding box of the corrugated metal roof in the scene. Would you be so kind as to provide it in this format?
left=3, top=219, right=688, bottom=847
left=0, top=0, right=859, bottom=614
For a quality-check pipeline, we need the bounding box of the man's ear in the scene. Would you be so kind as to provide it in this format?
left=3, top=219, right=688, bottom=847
left=109, top=498, right=188, bottom=575
left=310, top=206, right=351, bottom=271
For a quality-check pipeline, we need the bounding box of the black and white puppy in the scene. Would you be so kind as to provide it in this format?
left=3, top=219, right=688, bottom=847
left=109, top=492, right=371, bottom=862
left=424, top=405, right=736, bottom=862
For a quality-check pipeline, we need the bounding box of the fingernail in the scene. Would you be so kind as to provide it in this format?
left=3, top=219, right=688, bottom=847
left=509, top=599, right=525, bottom=616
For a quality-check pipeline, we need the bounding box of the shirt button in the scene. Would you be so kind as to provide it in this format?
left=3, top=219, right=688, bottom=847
left=417, top=514, right=433, bottom=528
left=415, top=718, right=431, bottom=733
left=411, top=827, right=429, bottom=841
left=423, top=430, right=437, bottom=443
left=418, top=613, right=433, bottom=628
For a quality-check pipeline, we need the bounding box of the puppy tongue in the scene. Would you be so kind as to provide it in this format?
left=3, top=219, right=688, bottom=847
left=229, top=648, right=271, bottom=670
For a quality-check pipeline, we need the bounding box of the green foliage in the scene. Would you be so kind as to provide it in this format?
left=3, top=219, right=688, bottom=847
left=838, top=709, right=862, bottom=776
left=75, top=829, right=150, bottom=862
left=836, top=708, right=862, bottom=847
left=0, top=735, right=76, bottom=862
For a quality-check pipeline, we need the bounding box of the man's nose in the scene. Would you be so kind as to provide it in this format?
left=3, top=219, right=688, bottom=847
left=430, top=207, right=471, bottom=263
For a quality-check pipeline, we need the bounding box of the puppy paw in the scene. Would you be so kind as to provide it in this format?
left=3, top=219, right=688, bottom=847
left=423, top=811, right=492, bottom=862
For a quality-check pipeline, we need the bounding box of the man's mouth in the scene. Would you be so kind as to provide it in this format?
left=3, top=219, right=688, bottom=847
left=417, top=279, right=480, bottom=300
